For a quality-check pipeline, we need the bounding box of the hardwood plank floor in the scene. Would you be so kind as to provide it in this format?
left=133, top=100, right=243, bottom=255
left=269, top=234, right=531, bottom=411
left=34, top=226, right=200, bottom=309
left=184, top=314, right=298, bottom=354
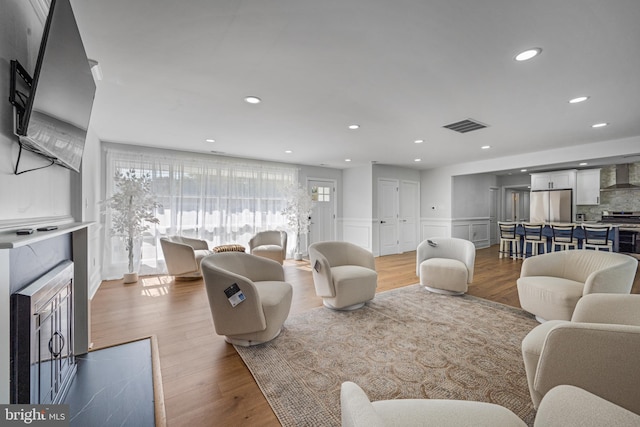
left=90, top=246, right=640, bottom=426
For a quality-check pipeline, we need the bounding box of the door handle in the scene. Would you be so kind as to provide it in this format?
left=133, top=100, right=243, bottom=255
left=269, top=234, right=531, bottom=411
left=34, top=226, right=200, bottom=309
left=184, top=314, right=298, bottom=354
left=380, top=220, right=386, bottom=224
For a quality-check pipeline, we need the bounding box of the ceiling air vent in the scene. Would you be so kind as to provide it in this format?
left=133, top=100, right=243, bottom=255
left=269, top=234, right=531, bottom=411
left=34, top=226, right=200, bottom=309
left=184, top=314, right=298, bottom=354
left=443, top=119, right=488, bottom=133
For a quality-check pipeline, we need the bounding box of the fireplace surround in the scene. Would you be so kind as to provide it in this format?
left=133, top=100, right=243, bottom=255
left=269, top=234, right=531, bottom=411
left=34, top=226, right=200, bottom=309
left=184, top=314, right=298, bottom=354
left=11, top=261, right=76, bottom=404
left=0, top=221, right=91, bottom=404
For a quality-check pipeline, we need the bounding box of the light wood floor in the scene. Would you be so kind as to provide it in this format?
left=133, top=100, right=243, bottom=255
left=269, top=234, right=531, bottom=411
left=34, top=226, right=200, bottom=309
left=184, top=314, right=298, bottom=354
left=91, top=246, right=640, bottom=426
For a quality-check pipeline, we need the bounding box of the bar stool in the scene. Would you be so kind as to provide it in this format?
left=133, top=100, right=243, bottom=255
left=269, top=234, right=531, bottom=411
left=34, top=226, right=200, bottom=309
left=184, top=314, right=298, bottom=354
left=498, top=222, right=520, bottom=260
left=582, top=224, right=613, bottom=251
left=522, top=223, right=547, bottom=258
left=550, top=223, right=578, bottom=251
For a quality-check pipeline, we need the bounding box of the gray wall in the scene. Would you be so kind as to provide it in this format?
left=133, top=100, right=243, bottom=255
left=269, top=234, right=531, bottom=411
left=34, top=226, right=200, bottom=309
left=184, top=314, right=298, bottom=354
left=451, top=173, right=498, bottom=218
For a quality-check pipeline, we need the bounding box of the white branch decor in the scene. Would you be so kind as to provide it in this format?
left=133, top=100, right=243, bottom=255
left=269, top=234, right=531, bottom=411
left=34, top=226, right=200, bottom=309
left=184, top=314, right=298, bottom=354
left=282, top=183, right=314, bottom=257
left=103, top=169, right=160, bottom=276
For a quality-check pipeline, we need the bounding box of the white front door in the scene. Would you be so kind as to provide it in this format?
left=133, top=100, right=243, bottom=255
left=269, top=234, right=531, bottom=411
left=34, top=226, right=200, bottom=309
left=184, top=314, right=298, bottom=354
left=378, top=179, right=399, bottom=256
left=399, top=180, right=419, bottom=252
left=308, top=179, right=336, bottom=247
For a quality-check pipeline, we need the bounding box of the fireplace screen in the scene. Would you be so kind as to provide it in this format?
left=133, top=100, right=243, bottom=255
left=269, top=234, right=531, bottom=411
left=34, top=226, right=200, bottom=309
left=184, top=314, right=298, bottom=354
left=11, top=261, right=76, bottom=404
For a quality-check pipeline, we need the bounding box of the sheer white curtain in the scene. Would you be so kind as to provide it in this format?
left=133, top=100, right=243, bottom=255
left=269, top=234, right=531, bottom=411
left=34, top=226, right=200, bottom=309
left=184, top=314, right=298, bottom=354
left=102, top=147, right=297, bottom=279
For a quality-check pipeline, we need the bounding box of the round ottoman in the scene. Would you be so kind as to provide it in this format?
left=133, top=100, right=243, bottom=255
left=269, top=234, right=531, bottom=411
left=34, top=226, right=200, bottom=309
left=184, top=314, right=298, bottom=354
left=419, top=258, right=469, bottom=295
left=212, top=244, right=246, bottom=253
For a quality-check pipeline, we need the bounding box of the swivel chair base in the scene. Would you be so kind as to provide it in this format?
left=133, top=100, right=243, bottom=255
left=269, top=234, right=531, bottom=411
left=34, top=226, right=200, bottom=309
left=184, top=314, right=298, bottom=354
left=424, top=286, right=465, bottom=296
left=323, top=300, right=365, bottom=311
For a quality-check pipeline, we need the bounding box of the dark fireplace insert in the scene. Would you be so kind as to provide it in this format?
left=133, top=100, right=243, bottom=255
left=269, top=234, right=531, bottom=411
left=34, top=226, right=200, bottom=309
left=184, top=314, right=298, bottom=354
left=11, top=261, right=76, bottom=404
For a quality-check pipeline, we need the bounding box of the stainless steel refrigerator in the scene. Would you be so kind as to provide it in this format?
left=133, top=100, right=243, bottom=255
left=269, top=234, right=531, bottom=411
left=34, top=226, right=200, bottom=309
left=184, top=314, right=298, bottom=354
left=529, top=189, right=573, bottom=223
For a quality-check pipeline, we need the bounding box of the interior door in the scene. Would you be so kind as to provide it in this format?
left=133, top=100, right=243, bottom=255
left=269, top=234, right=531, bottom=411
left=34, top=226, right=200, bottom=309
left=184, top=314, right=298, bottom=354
left=489, top=188, right=498, bottom=245
left=378, top=179, right=399, bottom=256
left=399, top=180, right=419, bottom=252
left=308, top=179, right=336, bottom=246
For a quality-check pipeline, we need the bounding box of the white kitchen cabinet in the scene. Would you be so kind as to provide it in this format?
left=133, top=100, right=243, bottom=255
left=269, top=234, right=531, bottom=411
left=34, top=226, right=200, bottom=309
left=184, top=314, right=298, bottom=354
left=576, top=169, right=601, bottom=205
left=530, top=170, right=576, bottom=190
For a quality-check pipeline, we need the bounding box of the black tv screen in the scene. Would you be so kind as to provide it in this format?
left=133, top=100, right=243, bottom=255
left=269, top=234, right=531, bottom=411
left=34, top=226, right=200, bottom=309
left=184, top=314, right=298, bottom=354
left=15, top=0, right=96, bottom=173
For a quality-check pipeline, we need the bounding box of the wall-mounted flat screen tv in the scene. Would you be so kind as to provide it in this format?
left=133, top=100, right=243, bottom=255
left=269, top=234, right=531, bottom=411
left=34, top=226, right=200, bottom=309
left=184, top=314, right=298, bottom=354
left=12, top=0, right=96, bottom=173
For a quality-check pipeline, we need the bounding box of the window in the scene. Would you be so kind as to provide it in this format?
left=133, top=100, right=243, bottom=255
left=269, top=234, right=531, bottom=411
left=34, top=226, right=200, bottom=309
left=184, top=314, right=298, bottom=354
left=102, top=146, right=296, bottom=279
left=311, top=186, right=331, bottom=202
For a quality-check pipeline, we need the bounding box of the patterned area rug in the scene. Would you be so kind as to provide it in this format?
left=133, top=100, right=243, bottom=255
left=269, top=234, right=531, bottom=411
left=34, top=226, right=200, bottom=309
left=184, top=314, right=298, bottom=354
left=234, top=284, right=539, bottom=426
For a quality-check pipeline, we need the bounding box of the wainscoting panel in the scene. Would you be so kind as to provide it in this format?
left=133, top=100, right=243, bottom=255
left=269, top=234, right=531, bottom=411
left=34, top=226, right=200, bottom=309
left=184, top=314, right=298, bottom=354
left=342, top=219, right=372, bottom=252
left=451, top=218, right=490, bottom=248
left=420, top=218, right=451, bottom=242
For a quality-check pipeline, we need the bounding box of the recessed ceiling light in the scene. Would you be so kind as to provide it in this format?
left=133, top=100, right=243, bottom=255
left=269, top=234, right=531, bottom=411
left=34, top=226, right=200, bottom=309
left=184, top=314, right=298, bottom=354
left=244, top=96, right=261, bottom=104
left=579, top=162, right=588, bottom=166
left=285, top=150, right=292, bottom=154
left=414, top=139, right=424, bottom=144
left=521, top=169, right=528, bottom=172
left=569, top=96, right=589, bottom=104
left=414, top=158, right=422, bottom=162
left=205, top=138, right=215, bottom=143
left=592, top=122, right=608, bottom=128
left=515, top=48, right=542, bottom=61
left=481, top=145, right=491, bottom=150
left=345, top=158, right=352, bottom=162
left=348, top=124, right=360, bottom=130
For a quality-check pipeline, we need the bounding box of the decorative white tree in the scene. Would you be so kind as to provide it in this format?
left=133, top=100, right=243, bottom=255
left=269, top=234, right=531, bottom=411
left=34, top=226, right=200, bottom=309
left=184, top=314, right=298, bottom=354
left=104, top=169, right=160, bottom=278
left=282, top=183, right=314, bottom=258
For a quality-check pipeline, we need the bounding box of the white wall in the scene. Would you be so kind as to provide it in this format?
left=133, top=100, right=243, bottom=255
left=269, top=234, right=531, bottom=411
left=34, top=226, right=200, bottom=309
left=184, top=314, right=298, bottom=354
left=342, top=165, right=373, bottom=250
left=80, top=129, right=102, bottom=297
left=0, top=0, right=74, bottom=225
left=420, top=136, right=640, bottom=239
left=1, top=1, right=102, bottom=293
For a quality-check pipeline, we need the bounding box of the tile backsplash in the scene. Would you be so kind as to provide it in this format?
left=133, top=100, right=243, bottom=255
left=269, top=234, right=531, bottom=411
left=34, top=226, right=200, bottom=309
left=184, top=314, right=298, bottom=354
left=577, top=162, right=640, bottom=221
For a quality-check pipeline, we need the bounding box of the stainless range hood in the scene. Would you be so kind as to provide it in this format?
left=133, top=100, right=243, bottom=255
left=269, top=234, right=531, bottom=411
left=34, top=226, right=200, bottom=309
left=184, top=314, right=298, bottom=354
left=601, top=164, right=640, bottom=191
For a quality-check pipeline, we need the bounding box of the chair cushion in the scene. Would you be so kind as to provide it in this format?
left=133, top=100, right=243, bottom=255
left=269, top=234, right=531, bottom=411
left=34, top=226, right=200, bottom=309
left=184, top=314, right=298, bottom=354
left=534, top=385, right=640, bottom=427
left=194, top=249, right=213, bottom=263
left=253, top=244, right=282, bottom=252
left=373, top=399, right=527, bottom=427
left=517, top=276, right=584, bottom=321
left=329, top=265, right=377, bottom=308
left=420, top=258, right=468, bottom=292
left=255, top=281, right=293, bottom=307
left=332, top=265, right=377, bottom=288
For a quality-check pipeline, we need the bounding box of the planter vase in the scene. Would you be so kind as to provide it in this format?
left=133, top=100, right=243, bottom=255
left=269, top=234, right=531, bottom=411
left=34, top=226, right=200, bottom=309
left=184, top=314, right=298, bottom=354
left=294, top=252, right=303, bottom=261
left=123, top=272, right=138, bottom=283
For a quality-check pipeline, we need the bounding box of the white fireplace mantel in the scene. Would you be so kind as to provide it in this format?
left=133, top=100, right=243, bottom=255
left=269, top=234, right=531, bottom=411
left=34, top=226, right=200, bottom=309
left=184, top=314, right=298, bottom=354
left=0, top=221, right=92, bottom=403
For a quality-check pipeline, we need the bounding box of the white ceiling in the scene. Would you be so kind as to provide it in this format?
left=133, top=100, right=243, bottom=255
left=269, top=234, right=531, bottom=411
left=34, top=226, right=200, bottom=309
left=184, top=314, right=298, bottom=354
left=71, top=0, right=640, bottom=171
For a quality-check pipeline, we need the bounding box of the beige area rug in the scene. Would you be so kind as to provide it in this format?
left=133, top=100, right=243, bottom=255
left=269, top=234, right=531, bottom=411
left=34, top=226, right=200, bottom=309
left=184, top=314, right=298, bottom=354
left=234, top=284, right=539, bottom=426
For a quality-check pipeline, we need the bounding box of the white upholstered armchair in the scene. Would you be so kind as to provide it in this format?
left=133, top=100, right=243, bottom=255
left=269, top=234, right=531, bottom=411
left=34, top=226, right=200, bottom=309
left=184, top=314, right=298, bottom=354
left=522, top=293, right=640, bottom=414
left=248, top=230, right=287, bottom=264
left=416, top=237, right=476, bottom=295
left=201, top=252, right=292, bottom=346
left=341, top=381, right=526, bottom=427
left=517, top=250, right=637, bottom=322
left=160, top=235, right=213, bottom=279
left=308, top=241, right=377, bottom=310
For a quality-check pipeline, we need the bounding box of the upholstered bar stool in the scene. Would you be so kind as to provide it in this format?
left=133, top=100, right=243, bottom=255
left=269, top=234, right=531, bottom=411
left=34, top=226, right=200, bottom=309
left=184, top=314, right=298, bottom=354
left=498, top=222, right=520, bottom=260
left=550, top=223, right=578, bottom=251
left=522, top=223, right=547, bottom=258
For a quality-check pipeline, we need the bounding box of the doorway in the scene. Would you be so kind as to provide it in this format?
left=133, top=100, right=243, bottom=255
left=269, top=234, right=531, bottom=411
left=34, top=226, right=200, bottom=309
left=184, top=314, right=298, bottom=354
left=308, top=179, right=336, bottom=247
left=378, top=179, right=420, bottom=256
